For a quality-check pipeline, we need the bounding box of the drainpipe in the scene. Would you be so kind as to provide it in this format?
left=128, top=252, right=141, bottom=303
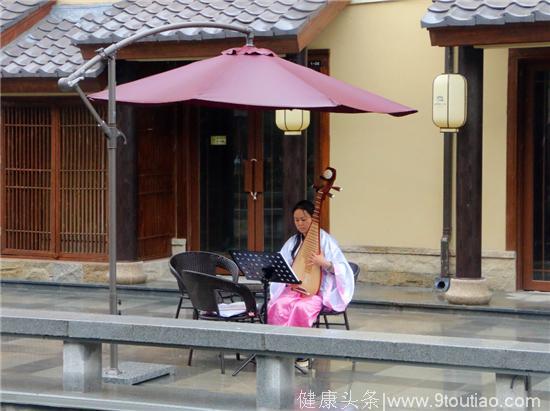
left=435, top=47, right=454, bottom=292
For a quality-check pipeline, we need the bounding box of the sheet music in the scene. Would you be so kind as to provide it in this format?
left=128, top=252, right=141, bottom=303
left=230, top=250, right=301, bottom=284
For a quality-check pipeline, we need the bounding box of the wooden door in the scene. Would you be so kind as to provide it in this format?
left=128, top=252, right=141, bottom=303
left=136, top=106, right=176, bottom=259
left=522, top=63, right=550, bottom=291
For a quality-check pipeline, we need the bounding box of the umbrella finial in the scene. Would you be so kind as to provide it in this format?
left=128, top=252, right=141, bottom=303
left=246, top=32, right=254, bottom=47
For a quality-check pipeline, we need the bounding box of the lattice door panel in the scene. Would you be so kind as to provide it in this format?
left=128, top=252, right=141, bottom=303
left=1, top=103, right=108, bottom=259
left=2, top=105, right=53, bottom=253
left=60, top=106, right=107, bottom=255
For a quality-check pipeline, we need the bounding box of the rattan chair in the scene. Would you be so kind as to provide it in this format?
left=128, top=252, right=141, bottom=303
left=169, top=251, right=239, bottom=319
left=175, top=268, right=259, bottom=374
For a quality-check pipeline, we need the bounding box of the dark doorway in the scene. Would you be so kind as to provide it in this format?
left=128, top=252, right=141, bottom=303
left=199, top=108, right=249, bottom=252
left=523, top=65, right=550, bottom=291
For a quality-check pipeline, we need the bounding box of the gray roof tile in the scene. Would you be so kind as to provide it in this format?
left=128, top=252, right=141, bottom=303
left=1, top=6, right=105, bottom=78
left=422, top=0, right=550, bottom=27
left=74, top=0, right=327, bottom=44
left=0, top=0, right=47, bottom=32
left=1, top=0, right=331, bottom=79
left=535, top=2, right=550, bottom=19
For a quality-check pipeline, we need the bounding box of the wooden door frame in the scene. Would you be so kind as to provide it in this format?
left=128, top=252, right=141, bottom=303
left=308, top=49, right=331, bottom=231
left=248, top=112, right=264, bottom=250
left=507, top=48, right=550, bottom=291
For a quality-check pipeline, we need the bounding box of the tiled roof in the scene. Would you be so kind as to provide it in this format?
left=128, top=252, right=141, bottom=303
left=71, top=0, right=328, bottom=44
left=1, top=5, right=107, bottom=78
left=0, top=0, right=48, bottom=33
left=421, top=0, right=550, bottom=28
left=1, top=0, right=330, bottom=79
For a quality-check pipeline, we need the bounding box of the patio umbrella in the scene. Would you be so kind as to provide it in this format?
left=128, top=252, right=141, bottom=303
left=88, top=46, right=416, bottom=116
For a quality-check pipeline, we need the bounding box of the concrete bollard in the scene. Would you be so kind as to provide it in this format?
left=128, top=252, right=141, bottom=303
left=63, top=341, right=102, bottom=392
left=256, top=355, right=295, bottom=410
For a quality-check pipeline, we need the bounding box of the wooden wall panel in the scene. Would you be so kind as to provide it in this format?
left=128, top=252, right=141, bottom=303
left=137, top=106, right=175, bottom=259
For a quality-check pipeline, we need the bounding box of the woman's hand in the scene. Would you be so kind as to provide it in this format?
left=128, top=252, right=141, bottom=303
left=308, top=253, right=333, bottom=272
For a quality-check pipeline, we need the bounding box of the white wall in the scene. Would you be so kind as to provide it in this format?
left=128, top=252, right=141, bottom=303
left=310, top=0, right=508, bottom=252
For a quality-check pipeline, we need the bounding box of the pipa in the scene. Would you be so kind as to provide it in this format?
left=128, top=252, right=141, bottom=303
left=292, top=167, right=340, bottom=295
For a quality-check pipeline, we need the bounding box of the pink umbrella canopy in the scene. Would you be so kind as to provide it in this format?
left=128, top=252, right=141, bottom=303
left=89, top=46, right=416, bottom=116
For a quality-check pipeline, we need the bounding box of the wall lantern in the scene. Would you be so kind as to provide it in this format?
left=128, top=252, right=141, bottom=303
left=275, top=109, right=310, bottom=135
left=432, top=73, right=467, bottom=133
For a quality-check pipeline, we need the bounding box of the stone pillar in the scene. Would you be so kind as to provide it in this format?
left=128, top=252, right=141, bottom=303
left=495, top=374, right=532, bottom=411
left=256, top=355, right=295, bottom=410
left=63, top=341, right=102, bottom=392
left=446, top=45, right=491, bottom=305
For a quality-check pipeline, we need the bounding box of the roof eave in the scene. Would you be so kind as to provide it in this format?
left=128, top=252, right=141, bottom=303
left=426, top=21, right=550, bottom=47
left=77, top=0, right=350, bottom=60
left=1, top=0, right=56, bottom=45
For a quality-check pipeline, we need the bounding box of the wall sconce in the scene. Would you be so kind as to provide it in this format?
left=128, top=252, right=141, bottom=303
left=432, top=74, right=467, bottom=133
left=275, top=109, right=310, bottom=135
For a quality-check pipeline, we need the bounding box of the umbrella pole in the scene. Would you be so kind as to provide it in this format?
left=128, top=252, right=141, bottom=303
left=106, top=53, right=120, bottom=374
left=58, top=22, right=255, bottom=383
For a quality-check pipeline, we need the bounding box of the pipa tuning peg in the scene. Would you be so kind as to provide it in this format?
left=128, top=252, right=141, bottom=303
left=328, top=193, right=335, bottom=199
left=332, top=186, right=342, bottom=192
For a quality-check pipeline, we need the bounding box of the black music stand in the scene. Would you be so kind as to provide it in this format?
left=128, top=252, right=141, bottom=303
left=230, top=250, right=301, bottom=324
left=229, top=250, right=304, bottom=376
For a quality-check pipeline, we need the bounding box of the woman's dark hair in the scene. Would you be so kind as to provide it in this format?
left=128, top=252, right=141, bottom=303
left=290, top=200, right=315, bottom=258
left=293, top=199, right=315, bottom=216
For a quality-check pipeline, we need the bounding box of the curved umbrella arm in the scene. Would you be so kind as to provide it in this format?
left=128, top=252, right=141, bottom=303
left=58, top=22, right=253, bottom=91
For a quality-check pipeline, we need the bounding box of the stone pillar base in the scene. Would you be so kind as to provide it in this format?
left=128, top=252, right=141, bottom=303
left=116, top=262, right=147, bottom=284
left=88, top=262, right=147, bottom=285
left=256, top=355, right=294, bottom=410
left=63, top=341, right=102, bottom=392
left=445, top=277, right=492, bottom=305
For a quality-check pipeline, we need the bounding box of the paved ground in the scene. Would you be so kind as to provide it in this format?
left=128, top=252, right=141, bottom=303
left=1, top=282, right=549, bottom=410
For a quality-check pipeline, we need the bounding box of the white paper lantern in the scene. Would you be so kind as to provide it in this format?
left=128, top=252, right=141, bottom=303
left=432, top=74, right=467, bottom=133
left=275, top=109, right=310, bottom=135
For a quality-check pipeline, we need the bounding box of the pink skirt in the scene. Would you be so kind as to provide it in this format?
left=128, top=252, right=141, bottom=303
left=267, top=286, right=323, bottom=327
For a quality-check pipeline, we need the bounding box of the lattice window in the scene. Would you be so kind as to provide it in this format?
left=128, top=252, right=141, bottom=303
left=2, top=105, right=52, bottom=254
left=60, top=106, right=107, bottom=255
left=1, top=102, right=107, bottom=259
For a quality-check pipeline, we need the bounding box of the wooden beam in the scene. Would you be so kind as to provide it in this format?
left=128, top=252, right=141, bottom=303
left=80, top=37, right=300, bottom=61
left=0, top=0, right=55, bottom=45
left=428, top=22, right=550, bottom=47
left=0, top=76, right=107, bottom=94
left=297, top=0, right=349, bottom=52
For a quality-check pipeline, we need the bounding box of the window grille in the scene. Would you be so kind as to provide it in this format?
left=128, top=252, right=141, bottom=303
left=1, top=102, right=107, bottom=259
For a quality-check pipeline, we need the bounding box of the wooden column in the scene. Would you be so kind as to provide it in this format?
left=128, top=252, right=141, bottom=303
left=456, top=46, right=483, bottom=279
left=282, top=50, right=308, bottom=239
left=116, top=105, right=138, bottom=261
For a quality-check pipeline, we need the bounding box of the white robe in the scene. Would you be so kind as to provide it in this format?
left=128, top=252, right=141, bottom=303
left=269, top=229, right=355, bottom=312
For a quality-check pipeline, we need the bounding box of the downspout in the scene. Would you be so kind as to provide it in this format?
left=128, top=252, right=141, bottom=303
left=435, top=47, right=454, bottom=292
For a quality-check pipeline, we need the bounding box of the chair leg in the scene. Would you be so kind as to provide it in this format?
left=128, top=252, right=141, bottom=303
left=220, top=352, right=225, bottom=374
left=314, top=315, right=320, bottom=328
left=343, top=310, right=350, bottom=330
left=175, top=297, right=183, bottom=319
left=323, top=315, right=329, bottom=329
left=188, top=349, right=194, bottom=366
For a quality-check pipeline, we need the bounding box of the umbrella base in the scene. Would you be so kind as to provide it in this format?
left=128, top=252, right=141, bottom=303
left=103, top=361, right=175, bottom=385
